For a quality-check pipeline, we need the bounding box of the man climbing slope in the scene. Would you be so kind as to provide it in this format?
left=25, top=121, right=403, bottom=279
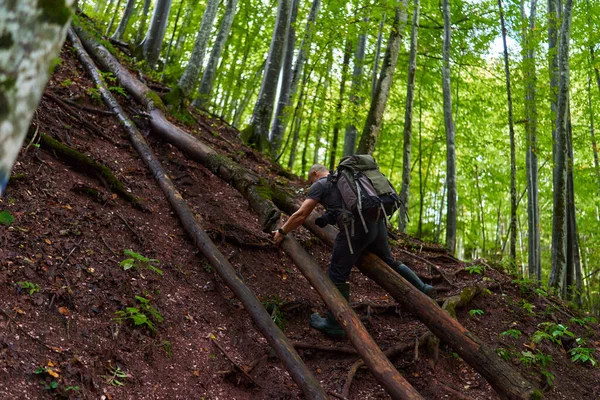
left=273, top=160, right=436, bottom=337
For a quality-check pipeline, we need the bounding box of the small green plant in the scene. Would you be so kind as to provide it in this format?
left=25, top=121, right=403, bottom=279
left=120, top=249, right=162, bottom=276
left=569, top=339, right=597, bottom=367
left=60, top=78, right=73, bottom=87
left=521, top=299, right=536, bottom=315
left=496, top=347, right=514, bottom=361
left=465, top=265, right=483, bottom=275
left=86, top=87, right=101, bottom=102
left=114, top=296, right=163, bottom=334
left=535, top=287, right=548, bottom=297
left=541, top=369, right=555, bottom=387
left=532, top=322, right=574, bottom=345
left=103, top=365, right=129, bottom=386
left=109, top=85, right=127, bottom=96
left=17, top=281, right=40, bottom=295
left=261, top=295, right=287, bottom=330
left=570, top=316, right=597, bottom=326
left=512, top=277, right=536, bottom=296
left=500, top=329, right=522, bottom=339
left=0, top=210, right=14, bottom=226
left=518, top=350, right=552, bottom=368
left=469, top=309, right=484, bottom=317
left=201, top=261, right=214, bottom=273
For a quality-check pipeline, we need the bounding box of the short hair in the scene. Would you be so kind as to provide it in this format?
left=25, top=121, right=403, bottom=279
left=308, top=164, right=328, bottom=178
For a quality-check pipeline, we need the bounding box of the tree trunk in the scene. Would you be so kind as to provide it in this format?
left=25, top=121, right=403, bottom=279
left=170, top=0, right=221, bottom=101
left=140, top=0, right=172, bottom=69
left=548, top=0, right=559, bottom=154
left=160, top=0, right=185, bottom=80
left=69, top=29, right=328, bottom=400
left=287, top=69, right=309, bottom=169
left=587, top=75, right=600, bottom=192
left=111, top=0, right=137, bottom=40
left=273, top=199, right=538, bottom=400
left=242, top=0, right=291, bottom=151
left=313, top=54, right=331, bottom=165
left=343, top=23, right=368, bottom=157
left=549, top=0, right=573, bottom=290
left=442, top=0, right=457, bottom=254
left=134, top=0, right=152, bottom=45
left=0, top=0, right=74, bottom=196
left=172, top=0, right=195, bottom=58
left=233, top=61, right=265, bottom=128
left=371, top=14, right=385, bottom=100
left=357, top=3, right=408, bottom=155
left=194, top=0, right=240, bottom=109
left=399, top=0, right=420, bottom=232
left=522, top=0, right=541, bottom=281
left=279, top=238, right=424, bottom=399
left=106, top=0, right=123, bottom=36
left=566, top=115, right=582, bottom=304
left=268, top=0, right=301, bottom=153
left=329, top=40, right=352, bottom=171
left=498, top=0, right=517, bottom=271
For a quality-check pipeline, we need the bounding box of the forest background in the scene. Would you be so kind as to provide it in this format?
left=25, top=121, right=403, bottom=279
left=76, top=0, right=599, bottom=312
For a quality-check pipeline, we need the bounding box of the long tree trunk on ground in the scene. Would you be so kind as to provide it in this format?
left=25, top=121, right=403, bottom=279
left=69, top=29, right=328, bottom=400
left=160, top=0, right=185, bottom=80
left=357, top=3, right=408, bottom=155
left=242, top=0, right=291, bottom=152
left=166, top=0, right=221, bottom=105
left=371, top=14, right=385, bottom=100
left=135, top=0, right=152, bottom=45
left=329, top=40, right=352, bottom=170
left=549, top=0, right=573, bottom=291
left=105, top=0, right=123, bottom=36
left=194, top=0, right=240, bottom=109
left=343, top=25, right=368, bottom=157
left=268, top=0, right=301, bottom=153
left=0, top=0, right=74, bottom=196
left=111, top=0, right=137, bottom=40
left=587, top=75, right=600, bottom=191
left=522, top=0, right=541, bottom=281
left=499, top=0, right=517, bottom=271
left=442, top=0, right=457, bottom=254
left=78, top=26, right=539, bottom=398
left=399, top=0, right=420, bottom=232
left=139, top=0, right=173, bottom=69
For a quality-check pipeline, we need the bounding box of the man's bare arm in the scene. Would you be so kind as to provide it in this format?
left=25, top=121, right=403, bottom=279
left=273, top=198, right=318, bottom=246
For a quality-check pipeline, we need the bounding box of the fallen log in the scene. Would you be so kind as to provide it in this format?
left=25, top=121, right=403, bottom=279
left=281, top=236, right=424, bottom=399
left=273, top=194, right=539, bottom=400
left=73, top=25, right=280, bottom=234
left=72, top=25, right=538, bottom=400
left=68, top=28, right=328, bottom=400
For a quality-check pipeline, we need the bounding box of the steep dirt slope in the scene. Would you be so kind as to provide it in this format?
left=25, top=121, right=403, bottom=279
left=0, top=39, right=599, bottom=400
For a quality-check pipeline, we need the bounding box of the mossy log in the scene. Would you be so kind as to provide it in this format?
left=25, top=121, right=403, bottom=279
left=35, top=130, right=141, bottom=207
left=68, top=28, right=328, bottom=400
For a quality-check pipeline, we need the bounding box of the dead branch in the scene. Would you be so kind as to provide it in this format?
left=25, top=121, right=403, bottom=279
left=115, top=212, right=144, bottom=245
left=292, top=342, right=358, bottom=355
left=211, top=338, right=259, bottom=387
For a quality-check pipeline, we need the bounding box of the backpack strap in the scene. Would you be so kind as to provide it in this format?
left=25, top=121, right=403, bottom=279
left=355, top=179, right=369, bottom=233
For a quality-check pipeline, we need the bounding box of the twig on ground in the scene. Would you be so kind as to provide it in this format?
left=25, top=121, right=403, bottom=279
left=211, top=338, right=259, bottom=386
left=58, top=238, right=84, bottom=270
left=56, top=95, right=116, bottom=115
left=101, top=234, right=119, bottom=258
left=246, top=352, right=269, bottom=374
left=24, top=111, right=41, bottom=154
left=115, top=213, right=144, bottom=245
left=292, top=342, right=358, bottom=355
left=399, top=249, right=458, bottom=288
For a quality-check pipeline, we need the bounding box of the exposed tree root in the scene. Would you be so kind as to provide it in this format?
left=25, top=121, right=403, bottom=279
left=49, top=92, right=116, bottom=115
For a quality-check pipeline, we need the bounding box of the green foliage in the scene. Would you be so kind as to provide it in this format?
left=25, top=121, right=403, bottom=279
left=518, top=350, right=552, bottom=368
left=465, top=265, right=484, bottom=275
left=60, top=78, right=73, bottom=87
left=532, top=322, right=574, bottom=344
left=114, top=296, right=163, bottom=334
left=120, top=249, right=163, bottom=276
left=570, top=316, right=598, bottom=326
left=500, top=329, right=522, bottom=339
left=469, top=309, right=484, bottom=317
left=520, top=299, right=536, bottom=315
left=17, top=281, right=40, bottom=295
left=0, top=210, right=14, bottom=226
left=86, top=87, right=101, bottom=102
left=496, top=347, right=513, bottom=361
left=261, top=295, right=287, bottom=330
left=103, top=365, right=129, bottom=386
left=569, top=338, right=597, bottom=367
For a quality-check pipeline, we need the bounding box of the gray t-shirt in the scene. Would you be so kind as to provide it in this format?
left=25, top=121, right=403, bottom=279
left=306, top=176, right=343, bottom=209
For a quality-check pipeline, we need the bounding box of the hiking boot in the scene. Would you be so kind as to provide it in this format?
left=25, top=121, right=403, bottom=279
left=309, top=283, right=349, bottom=338
left=424, top=285, right=438, bottom=299
left=393, top=262, right=431, bottom=294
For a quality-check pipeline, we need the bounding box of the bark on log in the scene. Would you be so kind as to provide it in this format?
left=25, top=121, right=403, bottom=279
left=74, top=25, right=280, bottom=233
left=68, top=28, right=328, bottom=400
left=272, top=193, right=539, bottom=400
left=281, top=236, right=424, bottom=399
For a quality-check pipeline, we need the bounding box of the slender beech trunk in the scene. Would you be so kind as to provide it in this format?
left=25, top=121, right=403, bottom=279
left=329, top=40, right=352, bottom=170
left=160, top=0, right=185, bottom=80
left=268, top=0, right=301, bottom=153
left=170, top=0, right=221, bottom=101
left=357, top=3, right=408, bottom=155
left=313, top=56, right=331, bottom=165
left=194, top=0, right=240, bottom=109
left=522, top=0, right=541, bottom=281
left=343, top=24, right=368, bottom=157
left=0, top=0, right=74, bottom=196
left=140, top=0, right=173, bottom=69
left=399, top=0, right=420, bottom=232
left=287, top=69, right=310, bottom=169
left=588, top=75, right=600, bottom=191
left=371, top=15, right=386, bottom=100
left=549, top=0, right=573, bottom=290
left=499, top=0, right=517, bottom=270
left=548, top=0, right=559, bottom=155
left=475, top=165, right=486, bottom=255
left=135, top=0, right=152, bottom=45
left=112, top=0, right=137, bottom=40
left=566, top=115, right=582, bottom=304
left=243, top=0, right=291, bottom=151
left=172, top=0, right=195, bottom=57
left=106, top=0, right=123, bottom=36
left=233, top=61, right=265, bottom=127
left=442, top=0, right=457, bottom=254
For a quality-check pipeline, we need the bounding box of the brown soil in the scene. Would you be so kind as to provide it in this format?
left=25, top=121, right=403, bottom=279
left=0, top=38, right=599, bottom=400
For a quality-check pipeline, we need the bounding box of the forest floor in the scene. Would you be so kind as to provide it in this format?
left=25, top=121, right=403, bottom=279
left=0, top=33, right=599, bottom=400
